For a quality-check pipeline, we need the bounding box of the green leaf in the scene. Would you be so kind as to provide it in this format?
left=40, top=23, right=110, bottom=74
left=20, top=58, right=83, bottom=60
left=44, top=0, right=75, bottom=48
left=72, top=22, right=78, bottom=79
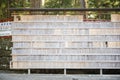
left=1, top=3, right=6, bottom=8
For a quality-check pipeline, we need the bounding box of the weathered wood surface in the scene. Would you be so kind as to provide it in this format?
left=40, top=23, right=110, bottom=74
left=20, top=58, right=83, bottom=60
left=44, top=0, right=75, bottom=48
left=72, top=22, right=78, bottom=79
left=11, top=15, right=120, bottom=69
left=111, top=14, right=120, bottom=22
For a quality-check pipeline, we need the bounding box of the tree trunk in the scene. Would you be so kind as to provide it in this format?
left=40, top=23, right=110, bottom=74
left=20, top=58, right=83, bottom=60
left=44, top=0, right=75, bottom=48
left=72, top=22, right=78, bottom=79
left=30, top=0, right=42, bottom=8
left=80, top=0, right=86, bottom=8
left=30, top=0, right=42, bottom=14
left=80, top=0, right=86, bottom=19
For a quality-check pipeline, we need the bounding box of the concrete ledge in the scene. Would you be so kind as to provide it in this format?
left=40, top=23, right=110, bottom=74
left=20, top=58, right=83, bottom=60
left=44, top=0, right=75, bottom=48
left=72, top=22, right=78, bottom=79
left=0, top=74, right=120, bottom=80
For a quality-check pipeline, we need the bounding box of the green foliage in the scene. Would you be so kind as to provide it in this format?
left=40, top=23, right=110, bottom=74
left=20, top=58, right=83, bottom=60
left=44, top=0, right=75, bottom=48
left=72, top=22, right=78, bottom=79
left=45, top=0, right=72, bottom=8
left=0, top=0, right=7, bottom=18
left=44, top=0, right=82, bottom=8
left=0, top=0, right=119, bottom=18
left=11, top=0, right=30, bottom=8
left=0, top=0, right=30, bottom=19
left=0, top=38, right=12, bottom=54
left=0, top=38, right=12, bottom=69
left=44, top=0, right=81, bottom=14
left=88, top=0, right=120, bottom=8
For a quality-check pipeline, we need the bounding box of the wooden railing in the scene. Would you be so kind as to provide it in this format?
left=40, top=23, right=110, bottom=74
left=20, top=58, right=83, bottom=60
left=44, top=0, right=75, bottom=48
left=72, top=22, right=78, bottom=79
left=0, top=18, right=13, bottom=22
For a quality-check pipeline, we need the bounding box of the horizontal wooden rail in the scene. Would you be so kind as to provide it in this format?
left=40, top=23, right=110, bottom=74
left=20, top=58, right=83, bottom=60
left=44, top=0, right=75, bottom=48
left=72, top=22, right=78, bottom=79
left=9, top=8, right=120, bottom=12
left=0, top=36, right=12, bottom=38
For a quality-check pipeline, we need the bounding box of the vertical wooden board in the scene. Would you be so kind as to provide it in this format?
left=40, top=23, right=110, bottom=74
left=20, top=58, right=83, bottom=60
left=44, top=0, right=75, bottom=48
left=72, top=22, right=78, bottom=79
left=111, top=14, right=120, bottom=22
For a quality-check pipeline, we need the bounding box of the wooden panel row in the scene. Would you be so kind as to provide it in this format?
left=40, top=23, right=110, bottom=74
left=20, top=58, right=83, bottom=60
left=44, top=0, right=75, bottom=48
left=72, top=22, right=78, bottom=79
left=14, top=15, right=83, bottom=22
left=12, top=55, right=120, bottom=61
left=12, top=28, right=120, bottom=35
left=12, top=35, right=120, bottom=41
left=13, top=42, right=120, bottom=48
left=10, top=61, right=120, bottom=69
left=12, top=48, right=120, bottom=54
left=13, top=22, right=120, bottom=28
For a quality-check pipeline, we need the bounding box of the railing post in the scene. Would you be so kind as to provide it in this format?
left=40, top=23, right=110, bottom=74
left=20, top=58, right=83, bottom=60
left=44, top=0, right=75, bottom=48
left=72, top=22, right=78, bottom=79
left=100, top=69, right=103, bottom=75
left=10, top=61, right=12, bottom=69
left=111, top=14, right=120, bottom=22
left=64, top=68, right=66, bottom=75
left=28, top=69, right=31, bottom=74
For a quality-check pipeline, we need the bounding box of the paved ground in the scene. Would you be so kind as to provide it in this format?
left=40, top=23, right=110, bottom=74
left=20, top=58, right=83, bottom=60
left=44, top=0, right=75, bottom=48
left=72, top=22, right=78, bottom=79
left=0, top=74, right=120, bottom=80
